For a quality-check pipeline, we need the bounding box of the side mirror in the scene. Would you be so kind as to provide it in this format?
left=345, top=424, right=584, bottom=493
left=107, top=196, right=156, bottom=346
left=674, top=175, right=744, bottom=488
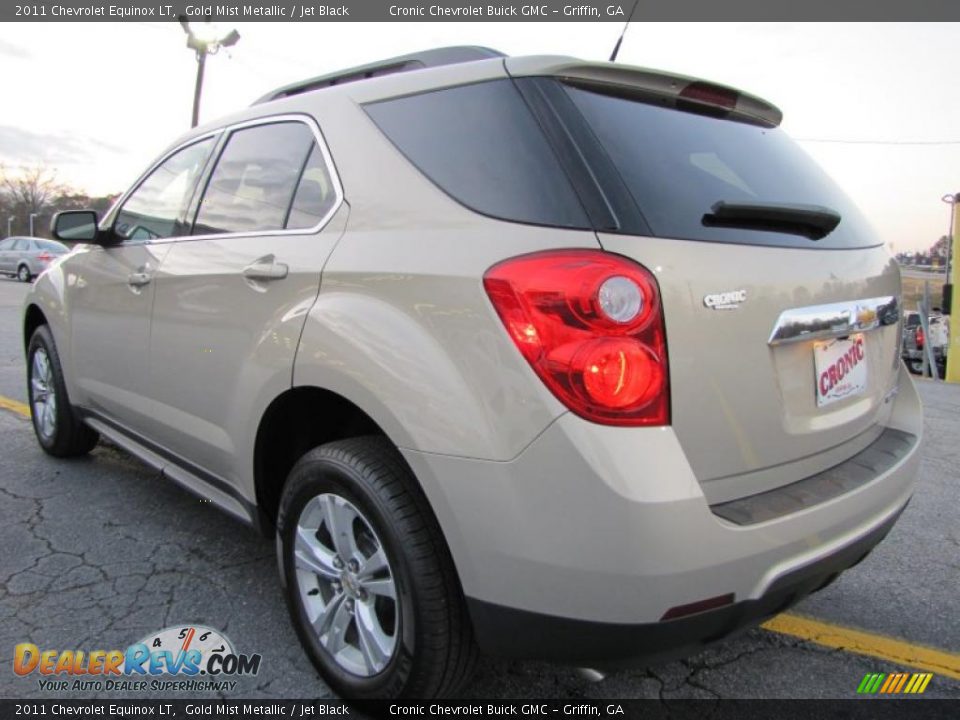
left=51, top=210, right=100, bottom=243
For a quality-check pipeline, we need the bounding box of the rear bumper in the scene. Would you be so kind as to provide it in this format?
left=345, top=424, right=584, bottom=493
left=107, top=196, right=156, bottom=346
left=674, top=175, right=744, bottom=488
left=401, top=366, right=922, bottom=660
left=466, top=502, right=904, bottom=665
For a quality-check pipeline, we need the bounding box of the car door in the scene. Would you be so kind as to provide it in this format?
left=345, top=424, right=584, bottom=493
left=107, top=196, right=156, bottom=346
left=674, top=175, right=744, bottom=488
left=66, top=136, right=217, bottom=433
left=146, top=116, right=345, bottom=488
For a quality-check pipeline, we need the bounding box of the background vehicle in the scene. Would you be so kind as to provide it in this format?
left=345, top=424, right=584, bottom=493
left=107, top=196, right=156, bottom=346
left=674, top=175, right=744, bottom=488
left=902, top=310, right=950, bottom=375
left=23, top=48, right=922, bottom=699
left=0, top=236, right=69, bottom=282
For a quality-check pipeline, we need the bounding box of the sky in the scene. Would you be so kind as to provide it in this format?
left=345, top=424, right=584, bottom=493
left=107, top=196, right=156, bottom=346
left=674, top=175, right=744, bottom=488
left=0, top=21, right=957, bottom=252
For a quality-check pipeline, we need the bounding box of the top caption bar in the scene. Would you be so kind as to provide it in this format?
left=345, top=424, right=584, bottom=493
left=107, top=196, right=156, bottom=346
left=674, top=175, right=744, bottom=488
left=4, top=0, right=960, bottom=21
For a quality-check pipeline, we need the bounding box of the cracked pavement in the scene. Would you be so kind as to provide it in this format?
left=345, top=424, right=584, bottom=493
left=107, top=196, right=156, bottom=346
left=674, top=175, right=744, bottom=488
left=0, top=277, right=958, bottom=700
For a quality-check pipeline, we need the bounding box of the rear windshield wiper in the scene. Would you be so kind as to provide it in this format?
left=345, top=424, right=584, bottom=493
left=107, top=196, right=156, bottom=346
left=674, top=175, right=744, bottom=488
left=702, top=201, right=841, bottom=240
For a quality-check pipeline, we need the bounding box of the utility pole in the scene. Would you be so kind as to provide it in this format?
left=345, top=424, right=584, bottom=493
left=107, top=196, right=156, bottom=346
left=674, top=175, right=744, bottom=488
left=945, top=193, right=960, bottom=383
left=178, top=18, right=240, bottom=128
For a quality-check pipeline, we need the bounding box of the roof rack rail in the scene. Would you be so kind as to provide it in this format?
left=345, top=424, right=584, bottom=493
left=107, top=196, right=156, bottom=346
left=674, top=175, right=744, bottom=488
left=253, top=46, right=506, bottom=105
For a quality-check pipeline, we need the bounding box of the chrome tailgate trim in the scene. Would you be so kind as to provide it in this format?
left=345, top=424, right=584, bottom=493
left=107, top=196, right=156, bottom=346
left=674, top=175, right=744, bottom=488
left=768, top=296, right=899, bottom=346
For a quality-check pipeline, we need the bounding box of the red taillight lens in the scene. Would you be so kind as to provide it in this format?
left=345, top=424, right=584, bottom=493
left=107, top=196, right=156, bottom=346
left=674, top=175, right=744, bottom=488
left=37, top=252, right=53, bottom=262
left=483, top=250, right=669, bottom=426
left=915, top=327, right=924, bottom=349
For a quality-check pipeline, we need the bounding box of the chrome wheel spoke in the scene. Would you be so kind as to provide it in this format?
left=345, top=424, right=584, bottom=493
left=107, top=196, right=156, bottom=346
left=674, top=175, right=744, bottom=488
left=355, top=602, right=392, bottom=673
left=314, top=594, right=353, bottom=655
left=357, top=546, right=388, bottom=580
left=31, top=378, right=46, bottom=400
left=295, top=527, right=340, bottom=580
left=361, top=577, right=396, bottom=600
left=43, top=402, right=55, bottom=436
left=320, top=494, right=360, bottom=561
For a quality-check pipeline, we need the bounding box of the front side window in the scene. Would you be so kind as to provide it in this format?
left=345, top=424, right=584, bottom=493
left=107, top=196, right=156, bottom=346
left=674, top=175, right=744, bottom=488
left=193, top=122, right=318, bottom=235
left=114, top=138, right=215, bottom=243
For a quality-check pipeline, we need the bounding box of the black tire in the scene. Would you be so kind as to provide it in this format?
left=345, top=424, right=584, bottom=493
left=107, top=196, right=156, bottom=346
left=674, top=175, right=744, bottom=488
left=277, top=436, right=477, bottom=699
left=26, top=325, right=99, bottom=457
left=18, top=265, right=31, bottom=283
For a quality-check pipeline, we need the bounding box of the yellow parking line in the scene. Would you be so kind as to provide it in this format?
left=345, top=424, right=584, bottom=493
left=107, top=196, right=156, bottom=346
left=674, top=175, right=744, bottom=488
left=0, top=395, right=30, bottom=419
left=764, top=613, right=960, bottom=680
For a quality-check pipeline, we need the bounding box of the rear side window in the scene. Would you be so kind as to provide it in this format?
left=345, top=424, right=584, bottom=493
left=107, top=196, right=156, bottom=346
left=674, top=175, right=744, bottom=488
left=286, top=144, right=339, bottom=230
left=563, top=84, right=877, bottom=249
left=194, top=121, right=323, bottom=235
left=36, top=240, right=68, bottom=253
left=365, top=80, right=590, bottom=229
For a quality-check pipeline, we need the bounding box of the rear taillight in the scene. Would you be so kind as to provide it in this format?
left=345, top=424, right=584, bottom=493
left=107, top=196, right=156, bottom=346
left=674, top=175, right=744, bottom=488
left=915, top=327, right=924, bottom=349
left=37, top=252, right=53, bottom=262
left=483, top=250, right=669, bottom=426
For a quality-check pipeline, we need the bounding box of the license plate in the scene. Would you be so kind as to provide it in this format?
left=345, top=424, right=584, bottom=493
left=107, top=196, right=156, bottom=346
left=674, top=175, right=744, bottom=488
left=814, top=334, right=868, bottom=408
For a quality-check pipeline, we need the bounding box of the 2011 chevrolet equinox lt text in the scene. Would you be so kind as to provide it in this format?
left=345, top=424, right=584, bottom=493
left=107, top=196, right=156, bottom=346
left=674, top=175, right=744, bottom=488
left=23, top=47, right=922, bottom=699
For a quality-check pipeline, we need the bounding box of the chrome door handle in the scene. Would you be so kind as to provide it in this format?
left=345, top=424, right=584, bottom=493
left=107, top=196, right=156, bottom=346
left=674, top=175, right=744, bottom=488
left=243, top=257, right=289, bottom=281
left=128, top=271, right=152, bottom=287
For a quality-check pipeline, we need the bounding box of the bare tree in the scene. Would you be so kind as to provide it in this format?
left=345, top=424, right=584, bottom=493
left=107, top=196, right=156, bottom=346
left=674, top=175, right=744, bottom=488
left=1, top=165, right=72, bottom=237
left=1, top=165, right=120, bottom=238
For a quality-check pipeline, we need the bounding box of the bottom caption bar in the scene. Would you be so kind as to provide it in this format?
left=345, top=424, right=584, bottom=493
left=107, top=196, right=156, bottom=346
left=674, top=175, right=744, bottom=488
left=2, top=699, right=958, bottom=720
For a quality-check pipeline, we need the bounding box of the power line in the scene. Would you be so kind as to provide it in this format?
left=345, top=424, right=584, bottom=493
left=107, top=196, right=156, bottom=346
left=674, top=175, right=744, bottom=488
left=795, top=138, right=960, bottom=146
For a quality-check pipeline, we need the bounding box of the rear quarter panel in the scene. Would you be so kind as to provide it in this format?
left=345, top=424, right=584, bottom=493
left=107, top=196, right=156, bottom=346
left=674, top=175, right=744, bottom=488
left=293, top=90, right=598, bottom=460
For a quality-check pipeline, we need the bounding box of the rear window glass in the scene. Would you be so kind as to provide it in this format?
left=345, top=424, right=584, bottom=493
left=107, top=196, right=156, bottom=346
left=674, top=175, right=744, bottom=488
left=563, top=84, right=877, bottom=249
left=365, top=80, right=590, bottom=230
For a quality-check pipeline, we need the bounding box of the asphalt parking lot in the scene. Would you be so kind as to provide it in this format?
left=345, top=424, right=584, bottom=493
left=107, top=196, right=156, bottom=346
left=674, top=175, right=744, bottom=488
left=0, top=276, right=958, bottom=701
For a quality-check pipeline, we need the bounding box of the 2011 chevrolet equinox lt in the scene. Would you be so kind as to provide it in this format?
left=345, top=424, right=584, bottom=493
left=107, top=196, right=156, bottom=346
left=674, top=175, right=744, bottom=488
left=24, top=47, right=922, bottom=699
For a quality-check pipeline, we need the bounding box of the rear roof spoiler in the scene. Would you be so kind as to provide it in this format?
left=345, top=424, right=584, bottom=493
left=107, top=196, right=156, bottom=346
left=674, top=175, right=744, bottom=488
left=506, top=56, right=783, bottom=128
left=253, top=46, right=506, bottom=105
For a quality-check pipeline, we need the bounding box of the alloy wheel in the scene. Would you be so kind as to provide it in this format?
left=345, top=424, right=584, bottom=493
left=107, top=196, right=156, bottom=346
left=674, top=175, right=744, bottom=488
left=294, top=493, right=398, bottom=677
left=30, top=348, right=57, bottom=441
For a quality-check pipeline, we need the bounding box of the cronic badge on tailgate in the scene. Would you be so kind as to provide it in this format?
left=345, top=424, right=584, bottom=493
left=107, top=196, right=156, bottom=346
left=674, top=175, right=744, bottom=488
left=704, top=289, right=747, bottom=310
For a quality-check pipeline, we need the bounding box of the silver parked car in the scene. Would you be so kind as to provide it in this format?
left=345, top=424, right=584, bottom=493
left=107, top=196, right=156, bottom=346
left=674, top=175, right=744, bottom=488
left=24, top=47, right=921, bottom=699
left=0, top=236, right=69, bottom=282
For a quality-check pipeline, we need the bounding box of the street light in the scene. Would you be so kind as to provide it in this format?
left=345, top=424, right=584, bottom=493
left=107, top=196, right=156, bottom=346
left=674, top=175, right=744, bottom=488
left=942, top=193, right=959, bottom=282
left=29, top=213, right=38, bottom=237
left=178, top=18, right=240, bottom=128
left=6, top=216, right=13, bottom=238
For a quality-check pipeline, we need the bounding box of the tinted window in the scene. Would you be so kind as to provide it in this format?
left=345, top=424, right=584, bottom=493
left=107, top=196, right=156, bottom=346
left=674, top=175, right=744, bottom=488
left=115, top=138, right=214, bottom=243
left=563, top=84, right=876, bottom=249
left=286, top=144, right=338, bottom=230
left=365, top=80, right=589, bottom=229
left=194, top=122, right=315, bottom=235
